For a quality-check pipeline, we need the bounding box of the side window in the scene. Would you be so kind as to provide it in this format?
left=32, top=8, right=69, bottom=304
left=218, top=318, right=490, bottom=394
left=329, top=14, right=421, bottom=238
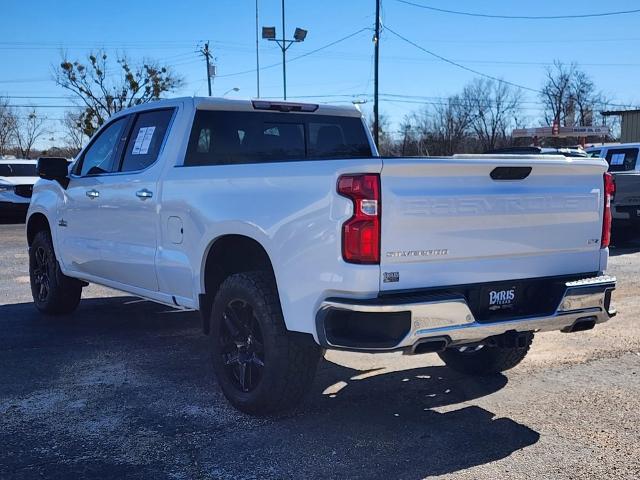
left=77, top=117, right=128, bottom=176
left=587, top=150, right=601, bottom=158
left=605, top=148, right=638, bottom=172
left=120, top=109, right=174, bottom=172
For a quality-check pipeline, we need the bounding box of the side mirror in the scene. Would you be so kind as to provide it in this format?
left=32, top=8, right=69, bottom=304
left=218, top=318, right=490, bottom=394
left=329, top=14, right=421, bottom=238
left=37, top=157, right=70, bottom=189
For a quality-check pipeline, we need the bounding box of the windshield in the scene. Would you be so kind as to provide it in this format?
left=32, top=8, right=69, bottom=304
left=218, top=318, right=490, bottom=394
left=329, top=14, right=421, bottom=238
left=0, top=163, right=38, bottom=177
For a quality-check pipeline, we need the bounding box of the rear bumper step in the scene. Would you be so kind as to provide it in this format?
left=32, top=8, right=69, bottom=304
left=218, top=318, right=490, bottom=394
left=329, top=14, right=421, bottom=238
left=316, top=275, right=616, bottom=352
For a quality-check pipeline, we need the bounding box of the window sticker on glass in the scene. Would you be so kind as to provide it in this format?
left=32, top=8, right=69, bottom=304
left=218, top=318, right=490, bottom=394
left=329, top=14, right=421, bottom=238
left=132, top=126, right=156, bottom=155
left=610, top=153, right=626, bottom=166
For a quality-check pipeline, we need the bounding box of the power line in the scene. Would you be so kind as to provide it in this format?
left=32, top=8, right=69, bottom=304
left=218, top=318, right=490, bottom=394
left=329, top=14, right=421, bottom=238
left=396, top=0, right=640, bottom=19
left=384, top=26, right=540, bottom=93
left=217, top=27, right=370, bottom=78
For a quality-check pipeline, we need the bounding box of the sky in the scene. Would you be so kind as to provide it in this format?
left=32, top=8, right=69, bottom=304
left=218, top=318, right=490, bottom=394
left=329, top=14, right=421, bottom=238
left=2, top=0, right=640, bottom=148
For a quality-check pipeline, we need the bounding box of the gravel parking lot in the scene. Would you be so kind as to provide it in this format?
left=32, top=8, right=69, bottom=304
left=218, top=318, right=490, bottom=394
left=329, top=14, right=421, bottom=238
left=1, top=221, right=639, bottom=479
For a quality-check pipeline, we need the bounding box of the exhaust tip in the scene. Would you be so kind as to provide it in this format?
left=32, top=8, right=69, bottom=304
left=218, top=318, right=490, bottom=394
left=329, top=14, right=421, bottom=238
left=562, top=316, right=597, bottom=333
left=410, top=337, right=449, bottom=355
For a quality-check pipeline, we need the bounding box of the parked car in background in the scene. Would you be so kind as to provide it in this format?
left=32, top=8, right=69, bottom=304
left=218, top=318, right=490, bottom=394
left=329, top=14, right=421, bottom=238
left=586, top=144, right=640, bottom=230
left=26, top=98, right=617, bottom=414
left=0, top=159, right=38, bottom=219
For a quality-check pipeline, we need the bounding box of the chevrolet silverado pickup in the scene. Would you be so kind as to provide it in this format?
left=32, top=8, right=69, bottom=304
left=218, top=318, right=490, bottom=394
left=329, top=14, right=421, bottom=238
left=27, top=97, right=617, bottom=414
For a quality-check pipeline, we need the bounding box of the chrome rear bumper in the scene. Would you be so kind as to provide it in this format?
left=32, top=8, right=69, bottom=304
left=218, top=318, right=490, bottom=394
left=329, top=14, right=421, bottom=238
left=316, top=275, right=616, bottom=352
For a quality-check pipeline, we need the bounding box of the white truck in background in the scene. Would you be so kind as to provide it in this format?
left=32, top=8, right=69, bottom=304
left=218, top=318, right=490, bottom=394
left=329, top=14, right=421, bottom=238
left=27, top=98, right=616, bottom=414
left=0, top=159, right=38, bottom=218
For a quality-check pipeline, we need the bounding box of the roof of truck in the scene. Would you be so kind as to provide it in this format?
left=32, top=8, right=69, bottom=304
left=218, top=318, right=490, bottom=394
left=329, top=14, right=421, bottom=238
left=586, top=143, right=640, bottom=151
left=0, top=158, right=37, bottom=164
left=114, top=97, right=363, bottom=118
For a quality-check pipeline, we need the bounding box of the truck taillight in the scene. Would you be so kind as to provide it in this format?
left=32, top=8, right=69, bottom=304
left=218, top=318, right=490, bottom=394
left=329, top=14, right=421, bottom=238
left=337, top=174, right=381, bottom=264
left=601, top=172, right=615, bottom=248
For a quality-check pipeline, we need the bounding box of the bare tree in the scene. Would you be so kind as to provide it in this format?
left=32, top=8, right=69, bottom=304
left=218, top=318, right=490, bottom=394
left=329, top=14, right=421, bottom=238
left=540, top=61, right=576, bottom=126
left=55, top=51, right=183, bottom=137
left=427, top=95, right=474, bottom=155
left=0, top=98, right=17, bottom=156
left=540, top=60, right=607, bottom=130
left=398, top=115, right=419, bottom=156
left=61, top=110, right=87, bottom=153
left=463, top=79, right=523, bottom=151
left=13, top=109, right=47, bottom=159
left=367, top=112, right=397, bottom=156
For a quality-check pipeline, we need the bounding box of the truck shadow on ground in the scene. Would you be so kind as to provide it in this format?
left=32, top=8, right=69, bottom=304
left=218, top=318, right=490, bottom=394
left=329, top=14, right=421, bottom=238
left=0, top=216, right=25, bottom=225
left=0, top=296, right=540, bottom=480
left=610, top=229, right=640, bottom=255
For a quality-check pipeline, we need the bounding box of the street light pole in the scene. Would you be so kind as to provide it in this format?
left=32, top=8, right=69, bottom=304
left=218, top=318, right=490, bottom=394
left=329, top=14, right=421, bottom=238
left=255, top=0, right=260, bottom=98
left=261, top=2, right=307, bottom=101
left=374, top=0, right=380, bottom=150
left=282, top=0, right=287, bottom=100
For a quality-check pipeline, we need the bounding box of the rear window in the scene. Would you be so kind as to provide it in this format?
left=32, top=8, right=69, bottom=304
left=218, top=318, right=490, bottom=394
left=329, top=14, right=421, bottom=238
left=184, top=110, right=372, bottom=166
left=605, top=148, right=638, bottom=172
left=0, top=163, right=37, bottom=177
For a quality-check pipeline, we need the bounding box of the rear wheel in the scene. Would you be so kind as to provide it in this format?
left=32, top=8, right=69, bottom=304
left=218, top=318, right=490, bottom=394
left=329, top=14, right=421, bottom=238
left=438, top=333, right=533, bottom=375
left=210, top=271, right=321, bottom=415
left=29, top=230, right=82, bottom=314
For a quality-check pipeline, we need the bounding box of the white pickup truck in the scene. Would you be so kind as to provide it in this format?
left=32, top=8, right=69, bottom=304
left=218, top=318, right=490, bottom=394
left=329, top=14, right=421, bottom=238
left=27, top=98, right=617, bottom=414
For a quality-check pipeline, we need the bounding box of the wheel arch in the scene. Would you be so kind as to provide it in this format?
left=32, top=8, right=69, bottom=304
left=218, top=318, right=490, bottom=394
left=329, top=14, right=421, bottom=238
left=199, top=234, right=278, bottom=334
left=26, top=212, right=52, bottom=246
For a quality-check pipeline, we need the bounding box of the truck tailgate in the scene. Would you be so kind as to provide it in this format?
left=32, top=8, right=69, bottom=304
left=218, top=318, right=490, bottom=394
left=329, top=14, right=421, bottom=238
left=379, top=155, right=608, bottom=291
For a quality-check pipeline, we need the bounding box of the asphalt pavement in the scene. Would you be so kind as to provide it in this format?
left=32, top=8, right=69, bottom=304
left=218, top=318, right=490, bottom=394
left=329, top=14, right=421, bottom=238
left=1, top=221, right=639, bottom=479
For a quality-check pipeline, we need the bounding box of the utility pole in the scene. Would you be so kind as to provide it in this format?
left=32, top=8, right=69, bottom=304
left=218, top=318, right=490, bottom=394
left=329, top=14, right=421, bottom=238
left=374, top=0, right=381, bottom=150
left=200, top=42, right=213, bottom=96
left=281, top=0, right=287, bottom=100
left=255, top=0, right=261, bottom=98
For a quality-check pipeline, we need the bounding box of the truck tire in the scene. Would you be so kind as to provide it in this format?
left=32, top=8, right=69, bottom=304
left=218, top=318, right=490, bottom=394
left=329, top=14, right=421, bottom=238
left=438, top=334, right=533, bottom=376
left=29, top=230, right=82, bottom=315
left=209, top=271, right=321, bottom=415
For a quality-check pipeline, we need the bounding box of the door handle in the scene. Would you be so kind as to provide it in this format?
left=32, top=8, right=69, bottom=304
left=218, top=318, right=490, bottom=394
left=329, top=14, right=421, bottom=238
left=136, top=188, right=153, bottom=200
left=86, top=189, right=100, bottom=199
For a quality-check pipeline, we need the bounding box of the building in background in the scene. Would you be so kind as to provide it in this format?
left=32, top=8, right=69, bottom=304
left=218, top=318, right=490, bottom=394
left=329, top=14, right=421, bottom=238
left=601, top=109, right=640, bottom=143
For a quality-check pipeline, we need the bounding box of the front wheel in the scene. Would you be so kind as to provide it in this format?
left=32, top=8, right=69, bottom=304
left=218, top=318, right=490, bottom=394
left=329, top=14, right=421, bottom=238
left=29, top=230, right=82, bottom=314
left=438, top=333, right=534, bottom=376
left=209, top=271, right=321, bottom=415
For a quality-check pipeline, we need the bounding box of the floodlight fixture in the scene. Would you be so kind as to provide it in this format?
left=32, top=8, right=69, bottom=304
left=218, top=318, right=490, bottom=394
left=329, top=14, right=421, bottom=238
left=262, top=26, right=276, bottom=39
left=293, top=28, right=307, bottom=42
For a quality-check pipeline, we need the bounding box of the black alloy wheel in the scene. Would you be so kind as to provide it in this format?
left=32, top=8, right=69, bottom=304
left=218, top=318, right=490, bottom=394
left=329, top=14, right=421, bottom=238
left=32, top=245, right=52, bottom=303
left=209, top=271, right=321, bottom=415
left=219, top=299, right=265, bottom=393
left=29, top=230, right=83, bottom=314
